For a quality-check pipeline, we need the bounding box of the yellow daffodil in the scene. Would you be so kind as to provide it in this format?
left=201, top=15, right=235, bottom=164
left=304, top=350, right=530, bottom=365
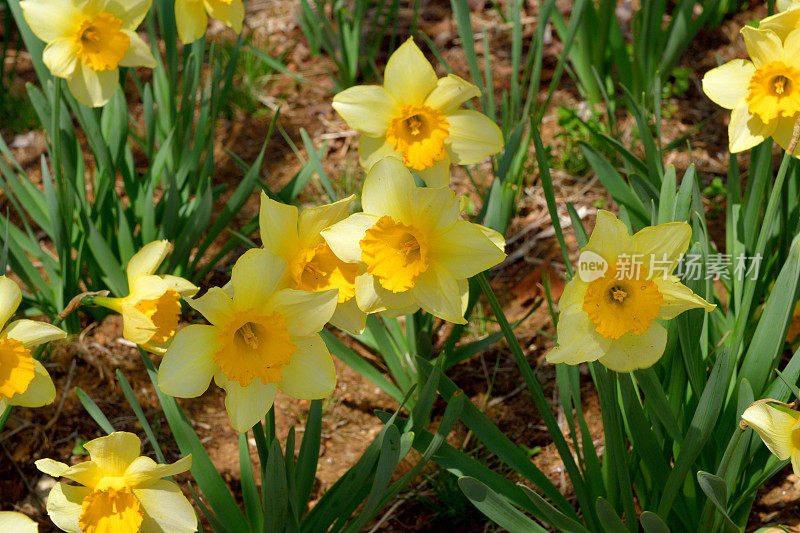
left=258, top=193, right=366, bottom=335
left=332, top=38, right=503, bottom=187
left=36, top=431, right=195, bottom=533
left=174, top=0, right=244, bottom=44
left=702, top=26, right=800, bottom=154
left=0, top=512, right=38, bottom=532
left=158, top=248, right=338, bottom=432
left=94, top=241, right=198, bottom=354
left=321, top=157, right=506, bottom=324
left=741, top=400, right=800, bottom=475
left=20, top=0, right=157, bottom=107
left=0, top=276, right=66, bottom=415
left=546, top=211, right=715, bottom=372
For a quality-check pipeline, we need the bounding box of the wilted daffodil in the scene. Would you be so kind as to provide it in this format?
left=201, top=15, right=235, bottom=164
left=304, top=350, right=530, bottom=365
left=94, top=241, right=198, bottom=354
left=20, top=0, right=157, bottom=107
left=175, top=0, right=244, bottom=44
left=741, top=400, right=800, bottom=475
left=546, top=211, right=715, bottom=372
left=36, top=432, right=196, bottom=533
left=332, top=38, right=503, bottom=187
left=259, top=193, right=366, bottom=335
left=0, top=512, right=37, bottom=532
left=158, top=248, right=338, bottom=433
left=321, top=157, right=506, bottom=324
left=702, top=26, right=800, bottom=154
left=0, top=276, right=66, bottom=415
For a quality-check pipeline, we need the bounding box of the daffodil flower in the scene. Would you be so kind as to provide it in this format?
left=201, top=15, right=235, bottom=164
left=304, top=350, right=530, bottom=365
left=36, top=431, right=195, bottom=533
left=158, top=248, right=338, bottom=432
left=0, top=511, right=38, bottom=532
left=0, top=276, right=66, bottom=415
left=20, top=0, right=157, bottom=107
left=321, top=157, right=506, bottom=324
left=332, top=38, right=503, bottom=187
left=174, top=0, right=244, bottom=44
left=258, top=192, right=366, bottom=335
left=546, top=211, right=715, bottom=372
left=741, top=400, right=800, bottom=475
left=94, top=241, right=198, bottom=354
left=702, top=26, right=800, bottom=154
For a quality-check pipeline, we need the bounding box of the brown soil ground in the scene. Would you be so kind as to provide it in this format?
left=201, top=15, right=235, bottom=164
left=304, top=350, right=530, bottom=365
left=3, top=0, right=800, bottom=531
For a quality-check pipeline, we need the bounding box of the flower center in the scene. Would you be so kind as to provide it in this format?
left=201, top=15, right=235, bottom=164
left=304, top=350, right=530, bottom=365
left=74, top=12, right=130, bottom=71
left=134, top=289, right=181, bottom=344
left=746, top=61, right=800, bottom=123
left=581, top=263, right=663, bottom=339
left=291, top=242, right=358, bottom=303
left=360, top=216, right=429, bottom=293
left=0, top=336, right=35, bottom=400
left=78, top=486, right=143, bottom=533
left=214, top=311, right=297, bottom=386
left=385, top=104, right=449, bottom=170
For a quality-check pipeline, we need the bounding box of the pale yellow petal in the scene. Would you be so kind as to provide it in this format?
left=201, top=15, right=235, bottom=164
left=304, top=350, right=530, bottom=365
left=424, top=74, right=481, bottom=115
left=322, top=213, right=380, bottom=264
left=175, top=0, right=208, bottom=43
left=20, top=0, right=81, bottom=42
left=330, top=299, right=367, bottom=335
left=45, top=483, right=89, bottom=533
left=8, top=360, right=55, bottom=408
left=105, top=0, right=152, bottom=29
left=119, top=31, right=157, bottom=68
left=361, top=156, right=415, bottom=221
left=416, top=157, right=451, bottom=188
left=43, top=38, right=80, bottom=78
left=134, top=479, right=198, bottom=533
left=3, top=319, right=66, bottom=347
left=297, top=195, right=356, bottom=247
left=792, top=450, right=800, bottom=477
left=598, top=323, right=667, bottom=372
left=432, top=220, right=506, bottom=279
left=0, top=512, right=37, bottom=533
left=83, top=431, right=141, bottom=476
left=783, top=29, right=800, bottom=63
left=230, top=248, right=286, bottom=311
left=67, top=62, right=119, bottom=108
left=701, top=59, right=754, bottom=110
left=278, top=335, right=336, bottom=399
left=354, top=272, right=415, bottom=314
left=760, top=7, right=800, bottom=41
left=632, top=221, right=691, bottom=276
left=120, top=302, right=157, bottom=345
left=216, top=373, right=278, bottom=433
left=259, top=191, right=299, bottom=259
left=127, top=240, right=171, bottom=287
left=411, top=263, right=464, bottom=323
left=59, top=460, right=103, bottom=489
left=125, top=455, right=192, bottom=488
left=582, top=210, right=633, bottom=266
left=205, top=0, right=244, bottom=33
left=269, top=288, right=338, bottom=338
left=407, top=186, right=461, bottom=234
left=383, top=38, right=438, bottom=106
left=741, top=402, right=798, bottom=460
left=36, top=458, right=70, bottom=478
left=742, top=27, right=783, bottom=68
left=188, top=286, right=235, bottom=326
left=445, top=110, right=503, bottom=165
left=655, top=278, right=715, bottom=320
left=772, top=114, right=800, bottom=156
left=729, top=99, right=775, bottom=153
left=0, top=276, right=22, bottom=329
left=158, top=325, right=218, bottom=398
left=357, top=134, right=399, bottom=171
left=161, top=275, right=198, bottom=298
left=546, top=306, right=610, bottom=365
left=332, top=86, right=398, bottom=136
